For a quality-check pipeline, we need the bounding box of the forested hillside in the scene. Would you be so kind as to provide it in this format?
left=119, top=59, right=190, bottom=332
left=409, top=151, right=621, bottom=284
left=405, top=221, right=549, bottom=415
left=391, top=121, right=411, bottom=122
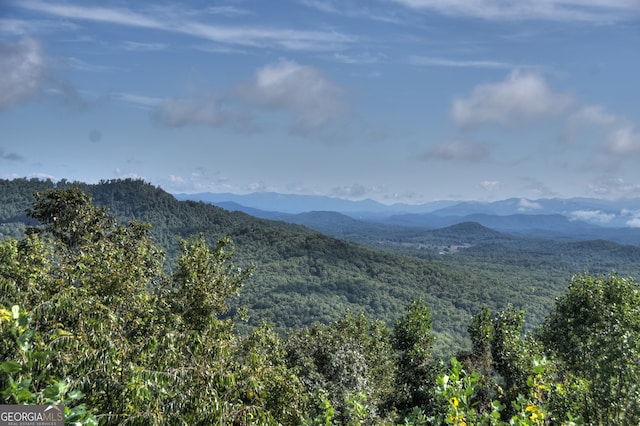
left=3, top=178, right=640, bottom=356
left=2, top=182, right=640, bottom=424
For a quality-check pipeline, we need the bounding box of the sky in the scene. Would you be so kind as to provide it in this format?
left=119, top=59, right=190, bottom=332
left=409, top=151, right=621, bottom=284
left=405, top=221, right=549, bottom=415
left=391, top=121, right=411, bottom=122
left=1, top=0, right=639, bottom=204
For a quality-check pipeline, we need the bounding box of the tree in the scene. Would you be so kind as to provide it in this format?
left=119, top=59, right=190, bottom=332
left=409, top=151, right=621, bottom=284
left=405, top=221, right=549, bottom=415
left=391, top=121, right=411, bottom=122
left=1, top=187, right=278, bottom=424
left=171, top=234, right=252, bottom=332
left=391, top=299, right=438, bottom=417
left=458, top=305, right=495, bottom=415
left=286, top=311, right=396, bottom=424
left=491, top=306, right=542, bottom=394
left=26, top=187, right=115, bottom=249
left=539, top=273, right=640, bottom=424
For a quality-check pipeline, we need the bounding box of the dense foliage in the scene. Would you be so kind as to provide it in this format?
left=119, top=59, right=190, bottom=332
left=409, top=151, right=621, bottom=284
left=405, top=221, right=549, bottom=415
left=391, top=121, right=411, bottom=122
left=1, top=184, right=639, bottom=423
left=5, top=178, right=640, bottom=359
left=2, top=185, right=639, bottom=424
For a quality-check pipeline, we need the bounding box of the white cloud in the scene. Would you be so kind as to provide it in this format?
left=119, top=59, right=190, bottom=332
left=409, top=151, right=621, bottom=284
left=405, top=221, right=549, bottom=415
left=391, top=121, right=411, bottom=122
left=0, top=18, right=35, bottom=35
left=409, top=56, right=514, bottom=69
left=392, top=0, right=638, bottom=22
left=119, top=59, right=347, bottom=135
left=0, top=18, right=78, bottom=35
left=518, top=198, right=542, bottom=211
left=568, top=210, right=616, bottom=223
left=299, top=0, right=406, bottom=24
left=0, top=37, right=87, bottom=110
left=331, top=183, right=368, bottom=199
left=203, top=6, right=251, bottom=17
left=449, top=72, right=640, bottom=172
left=161, top=169, right=235, bottom=193
left=586, top=121, right=640, bottom=170
left=236, top=58, right=348, bottom=132
left=0, top=18, right=78, bottom=37
left=480, top=180, right=500, bottom=191
left=520, top=177, right=559, bottom=198
left=17, top=0, right=353, bottom=51
left=568, top=104, right=619, bottom=127
left=65, top=57, right=121, bottom=73
left=560, top=102, right=640, bottom=171
left=587, top=177, right=640, bottom=199
left=420, top=140, right=489, bottom=162
left=122, top=41, right=166, bottom=51
left=180, top=22, right=351, bottom=51
left=0, top=38, right=47, bottom=109
left=451, top=70, right=573, bottom=127
left=602, top=125, right=640, bottom=156
left=117, top=93, right=163, bottom=108
left=333, top=52, right=385, bottom=65
left=168, top=175, right=185, bottom=184
left=18, top=1, right=165, bottom=29
left=627, top=217, right=640, bottom=228
left=622, top=210, right=640, bottom=228
left=561, top=104, right=619, bottom=143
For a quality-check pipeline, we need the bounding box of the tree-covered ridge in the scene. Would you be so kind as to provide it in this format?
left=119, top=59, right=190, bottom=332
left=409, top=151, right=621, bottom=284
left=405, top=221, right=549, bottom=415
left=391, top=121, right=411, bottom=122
left=1, top=186, right=639, bottom=424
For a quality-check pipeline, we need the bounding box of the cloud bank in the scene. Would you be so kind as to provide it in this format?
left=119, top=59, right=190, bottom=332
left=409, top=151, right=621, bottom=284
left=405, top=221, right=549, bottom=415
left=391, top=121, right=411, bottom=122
left=0, top=38, right=47, bottom=109
left=451, top=70, right=573, bottom=127
left=137, top=59, right=349, bottom=135
left=444, top=70, right=640, bottom=177
left=17, top=0, right=353, bottom=51
left=565, top=105, right=640, bottom=171
left=236, top=58, right=348, bottom=132
left=392, top=0, right=638, bottom=22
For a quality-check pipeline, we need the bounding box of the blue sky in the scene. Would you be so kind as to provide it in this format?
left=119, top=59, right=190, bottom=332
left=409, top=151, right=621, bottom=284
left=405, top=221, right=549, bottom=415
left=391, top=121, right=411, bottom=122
left=1, top=0, right=639, bottom=203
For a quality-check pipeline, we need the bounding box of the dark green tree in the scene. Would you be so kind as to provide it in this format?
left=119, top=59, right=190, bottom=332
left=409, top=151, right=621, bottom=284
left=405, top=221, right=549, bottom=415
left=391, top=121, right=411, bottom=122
left=171, top=234, right=252, bottom=332
left=457, top=305, right=495, bottom=415
left=1, top=187, right=301, bottom=425
left=539, top=273, right=640, bottom=424
left=391, top=299, right=439, bottom=417
left=286, top=311, right=396, bottom=424
left=26, top=187, right=115, bottom=249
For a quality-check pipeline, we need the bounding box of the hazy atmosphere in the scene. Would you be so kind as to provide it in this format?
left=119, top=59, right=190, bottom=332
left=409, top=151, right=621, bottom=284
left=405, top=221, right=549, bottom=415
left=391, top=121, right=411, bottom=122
left=1, top=0, right=639, bottom=203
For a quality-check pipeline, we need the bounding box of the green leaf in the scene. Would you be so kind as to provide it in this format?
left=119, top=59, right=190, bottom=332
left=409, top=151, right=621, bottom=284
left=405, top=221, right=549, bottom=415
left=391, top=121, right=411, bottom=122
left=85, top=416, right=99, bottom=426
left=14, top=388, right=34, bottom=403
left=65, top=403, right=87, bottom=421
left=16, top=332, right=34, bottom=352
left=67, top=390, right=85, bottom=401
left=0, top=360, right=22, bottom=374
left=43, top=381, right=64, bottom=400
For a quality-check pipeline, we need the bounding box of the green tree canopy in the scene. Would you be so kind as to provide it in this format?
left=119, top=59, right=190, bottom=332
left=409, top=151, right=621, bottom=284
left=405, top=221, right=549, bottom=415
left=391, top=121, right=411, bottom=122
left=540, top=273, right=640, bottom=424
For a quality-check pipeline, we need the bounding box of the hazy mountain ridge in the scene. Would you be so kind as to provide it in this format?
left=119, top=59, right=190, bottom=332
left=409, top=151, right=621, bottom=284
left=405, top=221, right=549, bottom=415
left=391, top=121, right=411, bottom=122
left=175, top=191, right=640, bottom=224
left=176, top=191, right=640, bottom=246
left=173, top=191, right=459, bottom=216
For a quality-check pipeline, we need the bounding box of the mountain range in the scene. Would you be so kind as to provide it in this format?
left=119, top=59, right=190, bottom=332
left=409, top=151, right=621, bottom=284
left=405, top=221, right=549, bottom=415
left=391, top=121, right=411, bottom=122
left=173, top=192, right=640, bottom=245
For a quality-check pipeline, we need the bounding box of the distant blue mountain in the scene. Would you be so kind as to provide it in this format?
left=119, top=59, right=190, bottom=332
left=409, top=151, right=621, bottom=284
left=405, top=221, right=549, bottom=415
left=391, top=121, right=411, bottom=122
left=172, top=191, right=457, bottom=216
left=174, top=192, right=640, bottom=227
left=172, top=192, right=640, bottom=232
left=430, top=197, right=640, bottom=228
left=212, top=201, right=287, bottom=220
left=384, top=212, right=591, bottom=232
